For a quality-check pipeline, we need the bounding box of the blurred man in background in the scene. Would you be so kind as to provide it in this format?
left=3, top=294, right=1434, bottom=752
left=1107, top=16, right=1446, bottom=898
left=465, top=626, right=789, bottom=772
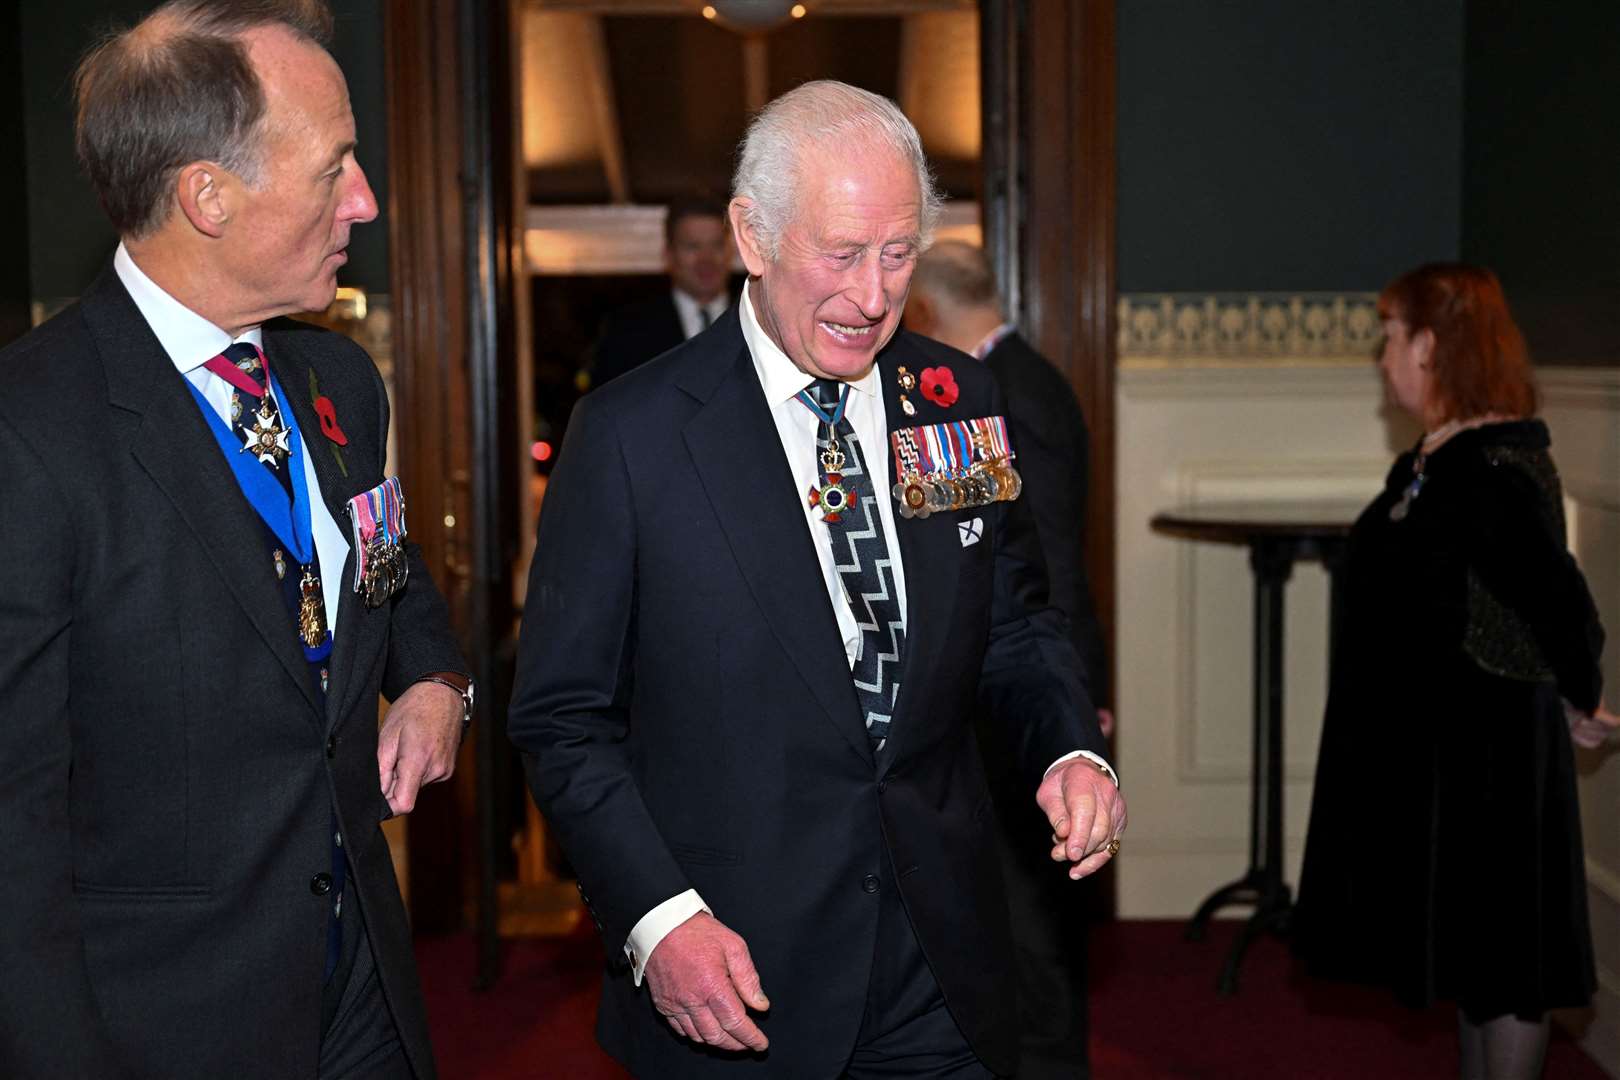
left=589, top=195, right=734, bottom=386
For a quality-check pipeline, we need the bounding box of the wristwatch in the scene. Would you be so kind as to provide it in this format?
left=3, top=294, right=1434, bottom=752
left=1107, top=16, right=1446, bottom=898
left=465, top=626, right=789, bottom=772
left=417, top=671, right=475, bottom=736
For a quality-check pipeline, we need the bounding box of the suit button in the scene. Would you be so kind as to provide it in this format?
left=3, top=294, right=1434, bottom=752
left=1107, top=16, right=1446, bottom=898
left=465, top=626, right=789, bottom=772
left=325, top=735, right=338, bottom=759
left=861, top=874, right=880, bottom=894
left=878, top=778, right=889, bottom=792
left=310, top=873, right=333, bottom=895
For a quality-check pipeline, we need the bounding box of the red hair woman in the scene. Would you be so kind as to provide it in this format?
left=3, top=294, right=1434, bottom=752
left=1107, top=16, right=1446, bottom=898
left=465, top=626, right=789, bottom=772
left=1295, top=264, right=1617, bottom=1079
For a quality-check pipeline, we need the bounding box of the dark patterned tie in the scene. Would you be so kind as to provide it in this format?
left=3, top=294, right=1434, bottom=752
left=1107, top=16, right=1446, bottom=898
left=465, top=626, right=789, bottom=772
left=803, top=378, right=905, bottom=750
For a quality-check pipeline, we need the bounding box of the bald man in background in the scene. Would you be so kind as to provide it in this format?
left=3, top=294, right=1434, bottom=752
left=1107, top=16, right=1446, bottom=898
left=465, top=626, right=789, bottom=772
left=907, top=239, right=1110, bottom=1079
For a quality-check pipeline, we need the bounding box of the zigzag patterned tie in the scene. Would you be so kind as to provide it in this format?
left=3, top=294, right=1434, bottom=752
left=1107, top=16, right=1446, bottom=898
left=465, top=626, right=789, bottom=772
left=800, top=378, right=906, bottom=750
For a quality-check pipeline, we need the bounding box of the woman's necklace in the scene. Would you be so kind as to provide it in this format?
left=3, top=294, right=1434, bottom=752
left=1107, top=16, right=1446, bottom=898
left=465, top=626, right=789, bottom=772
left=1389, top=413, right=1515, bottom=522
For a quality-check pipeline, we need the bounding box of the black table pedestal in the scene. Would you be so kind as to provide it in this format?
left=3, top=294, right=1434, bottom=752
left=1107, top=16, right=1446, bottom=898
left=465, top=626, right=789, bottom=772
left=1151, top=503, right=1357, bottom=996
left=1184, top=540, right=1298, bottom=995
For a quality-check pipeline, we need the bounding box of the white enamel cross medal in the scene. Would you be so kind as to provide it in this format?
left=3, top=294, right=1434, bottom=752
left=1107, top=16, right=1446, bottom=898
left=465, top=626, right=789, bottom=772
left=241, top=400, right=292, bottom=467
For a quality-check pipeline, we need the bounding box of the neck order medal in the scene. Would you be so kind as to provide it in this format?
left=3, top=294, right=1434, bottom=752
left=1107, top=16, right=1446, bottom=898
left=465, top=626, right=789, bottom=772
left=241, top=399, right=292, bottom=467
left=807, top=440, right=854, bottom=524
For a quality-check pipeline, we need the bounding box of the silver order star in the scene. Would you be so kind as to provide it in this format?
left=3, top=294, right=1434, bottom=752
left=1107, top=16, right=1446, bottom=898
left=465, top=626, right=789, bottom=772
left=242, top=403, right=292, bottom=465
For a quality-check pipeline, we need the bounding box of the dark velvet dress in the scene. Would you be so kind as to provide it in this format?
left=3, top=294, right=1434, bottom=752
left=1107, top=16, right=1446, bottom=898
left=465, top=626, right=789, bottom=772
left=1293, top=419, right=1603, bottom=1019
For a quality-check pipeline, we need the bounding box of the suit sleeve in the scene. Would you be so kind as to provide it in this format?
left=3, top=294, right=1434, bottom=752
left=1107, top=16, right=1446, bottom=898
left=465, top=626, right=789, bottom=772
left=0, top=411, right=124, bottom=1075
left=506, top=393, right=692, bottom=960
left=975, top=380, right=1109, bottom=794
left=367, top=363, right=469, bottom=700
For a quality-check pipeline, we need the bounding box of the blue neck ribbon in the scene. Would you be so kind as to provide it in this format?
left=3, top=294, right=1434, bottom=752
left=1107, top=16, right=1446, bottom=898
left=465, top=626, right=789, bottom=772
left=185, top=372, right=317, bottom=567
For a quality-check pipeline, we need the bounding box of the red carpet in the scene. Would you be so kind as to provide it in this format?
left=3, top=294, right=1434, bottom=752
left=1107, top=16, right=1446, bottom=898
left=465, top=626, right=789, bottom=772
left=418, top=920, right=1608, bottom=1078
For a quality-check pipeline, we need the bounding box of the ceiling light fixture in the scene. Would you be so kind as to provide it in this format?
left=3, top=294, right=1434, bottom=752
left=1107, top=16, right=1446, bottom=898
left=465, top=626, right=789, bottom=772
left=703, top=1, right=803, bottom=34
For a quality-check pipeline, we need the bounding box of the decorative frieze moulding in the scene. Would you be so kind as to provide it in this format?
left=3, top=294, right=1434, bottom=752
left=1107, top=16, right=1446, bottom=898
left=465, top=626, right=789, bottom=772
left=1118, top=291, right=1380, bottom=367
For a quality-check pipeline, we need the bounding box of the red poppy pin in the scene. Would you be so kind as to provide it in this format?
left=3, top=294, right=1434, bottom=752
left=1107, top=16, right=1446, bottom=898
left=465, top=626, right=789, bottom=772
left=919, top=365, right=959, bottom=409
left=313, top=395, right=348, bottom=446
left=308, top=369, right=350, bottom=476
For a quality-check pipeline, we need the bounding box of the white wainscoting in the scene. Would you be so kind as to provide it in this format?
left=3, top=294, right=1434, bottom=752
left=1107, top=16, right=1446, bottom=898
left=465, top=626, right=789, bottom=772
left=1114, top=363, right=1402, bottom=916
left=1114, top=361, right=1620, bottom=1070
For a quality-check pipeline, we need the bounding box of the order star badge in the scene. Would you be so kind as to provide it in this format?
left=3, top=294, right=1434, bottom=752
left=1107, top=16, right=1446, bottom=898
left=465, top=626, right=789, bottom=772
left=241, top=401, right=292, bottom=466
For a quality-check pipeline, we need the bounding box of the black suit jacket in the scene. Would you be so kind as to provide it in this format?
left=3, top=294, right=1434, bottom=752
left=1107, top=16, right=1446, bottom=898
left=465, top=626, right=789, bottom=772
left=508, top=310, right=1104, bottom=1078
left=983, top=332, right=1107, bottom=701
left=590, top=292, right=686, bottom=386
left=0, top=269, right=464, bottom=1078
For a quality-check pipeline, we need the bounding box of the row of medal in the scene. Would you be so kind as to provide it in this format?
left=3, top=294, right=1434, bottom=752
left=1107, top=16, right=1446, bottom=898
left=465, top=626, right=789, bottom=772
left=345, top=476, right=410, bottom=609
left=889, top=416, right=1022, bottom=519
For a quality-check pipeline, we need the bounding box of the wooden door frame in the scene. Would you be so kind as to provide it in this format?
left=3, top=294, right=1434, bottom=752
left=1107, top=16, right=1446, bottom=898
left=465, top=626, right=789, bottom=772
left=385, top=0, right=1118, bottom=938
left=982, top=0, right=1118, bottom=703
left=384, top=0, right=523, bottom=951
left=982, top=0, right=1118, bottom=914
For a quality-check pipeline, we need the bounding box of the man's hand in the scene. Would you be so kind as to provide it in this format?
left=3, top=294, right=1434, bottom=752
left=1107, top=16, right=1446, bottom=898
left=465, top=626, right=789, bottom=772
left=1036, top=758, right=1127, bottom=880
left=377, top=680, right=462, bottom=815
left=643, top=911, right=770, bottom=1053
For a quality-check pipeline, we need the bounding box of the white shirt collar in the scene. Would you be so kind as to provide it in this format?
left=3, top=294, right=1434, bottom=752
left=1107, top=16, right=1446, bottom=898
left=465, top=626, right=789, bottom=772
left=114, top=242, right=261, bottom=375
left=738, top=279, right=881, bottom=407
left=672, top=287, right=728, bottom=320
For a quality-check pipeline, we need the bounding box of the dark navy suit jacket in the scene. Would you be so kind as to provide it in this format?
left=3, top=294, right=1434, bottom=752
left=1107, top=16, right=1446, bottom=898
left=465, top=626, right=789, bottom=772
left=509, top=307, right=1104, bottom=1078
left=0, top=269, right=463, bottom=1078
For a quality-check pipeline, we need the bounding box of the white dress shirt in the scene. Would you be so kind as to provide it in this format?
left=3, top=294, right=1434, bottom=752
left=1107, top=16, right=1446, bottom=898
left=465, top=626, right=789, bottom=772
left=671, top=288, right=730, bottom=341
left=622, top=282, right=1114, bottom=982
left=114, top=244, right=349, bottom=635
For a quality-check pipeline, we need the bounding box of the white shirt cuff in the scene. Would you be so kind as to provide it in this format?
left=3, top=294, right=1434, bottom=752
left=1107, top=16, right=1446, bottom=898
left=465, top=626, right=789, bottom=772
left=625, top=889, right=711, bottom=985
left=1045, top=749, right=1119, bottom=788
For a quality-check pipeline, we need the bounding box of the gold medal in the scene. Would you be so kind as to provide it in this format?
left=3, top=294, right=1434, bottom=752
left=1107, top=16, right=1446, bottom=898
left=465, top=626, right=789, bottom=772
left=904, top=479, right=930, bottom=518
left=297, top=569, right=327, bottom=649
left=891, top=481, right=914, bottom=519
left=999, top=463, right=1023, bottom=501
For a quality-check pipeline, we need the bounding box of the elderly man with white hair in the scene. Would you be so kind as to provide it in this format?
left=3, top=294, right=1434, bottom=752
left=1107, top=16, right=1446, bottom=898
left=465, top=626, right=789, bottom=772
left=509, top=79, right=1124, bottom=1079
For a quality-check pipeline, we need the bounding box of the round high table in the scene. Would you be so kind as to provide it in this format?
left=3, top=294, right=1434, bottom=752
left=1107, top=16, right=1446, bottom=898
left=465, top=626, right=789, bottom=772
left=1149, top=500, right=1363, bottom=995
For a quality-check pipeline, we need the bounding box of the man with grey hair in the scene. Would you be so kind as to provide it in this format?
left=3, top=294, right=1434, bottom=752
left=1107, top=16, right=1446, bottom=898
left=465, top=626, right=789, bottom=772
left=511, top=79, right=1124, bottom=1078
left=0, top=2, right=468, bottom=1076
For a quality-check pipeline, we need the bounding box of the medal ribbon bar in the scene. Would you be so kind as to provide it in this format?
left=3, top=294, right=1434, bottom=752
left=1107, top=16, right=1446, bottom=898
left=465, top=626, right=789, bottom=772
left=889, top=415, right=1023, bottom=519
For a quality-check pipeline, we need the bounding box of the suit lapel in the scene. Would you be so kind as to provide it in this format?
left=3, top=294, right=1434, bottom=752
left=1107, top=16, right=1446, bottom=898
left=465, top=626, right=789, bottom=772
left=680, top=341, right=874, bottom=765
left=85, top=273, right=323, bottom=721
left=267, top=331, right=369, bottom=732
left=879, top=346, right=963, bottom=771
